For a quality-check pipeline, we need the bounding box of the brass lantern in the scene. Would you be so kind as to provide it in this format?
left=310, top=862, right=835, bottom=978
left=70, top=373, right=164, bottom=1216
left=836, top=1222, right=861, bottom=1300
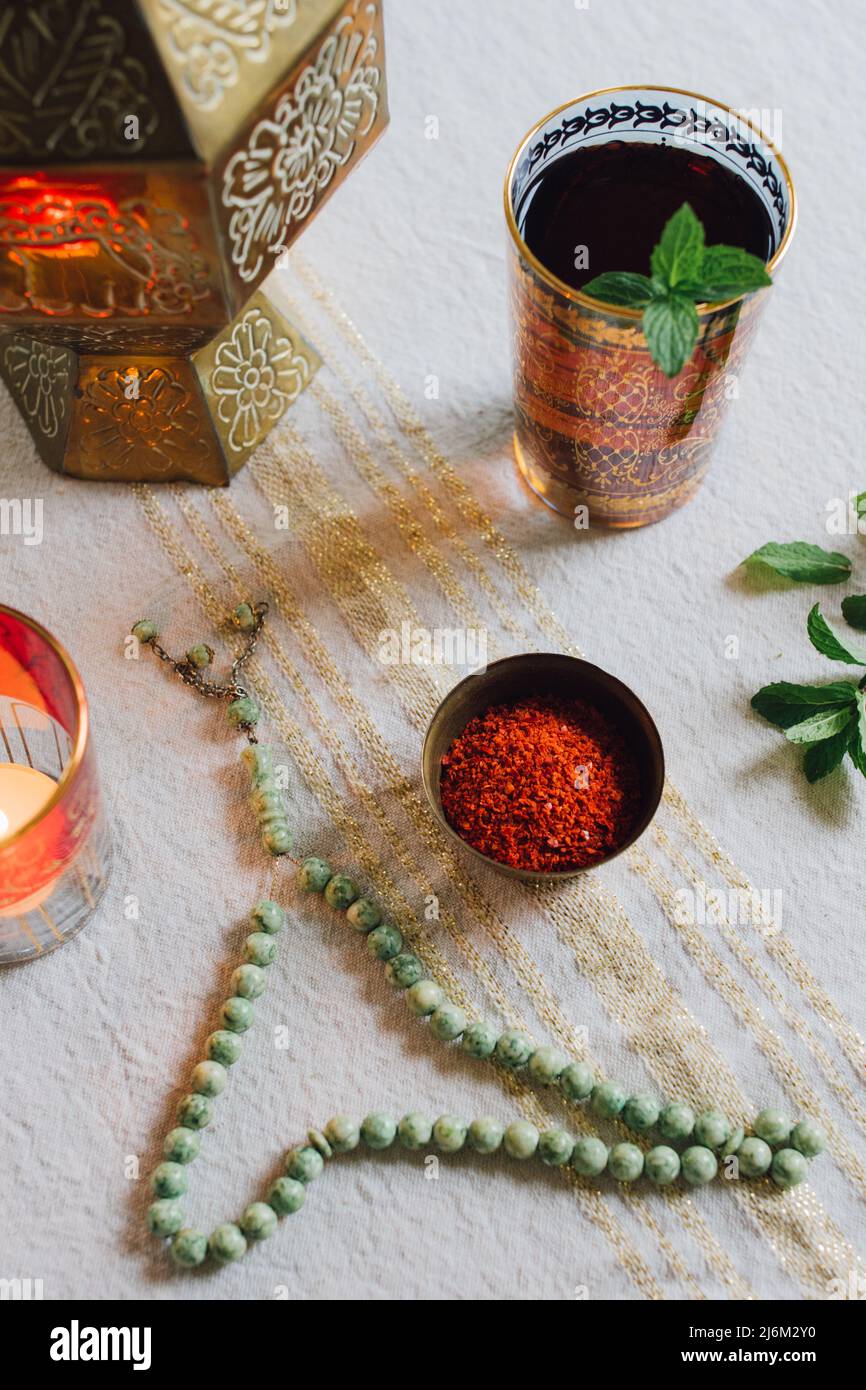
left=0, top=0, right=389, bottom=483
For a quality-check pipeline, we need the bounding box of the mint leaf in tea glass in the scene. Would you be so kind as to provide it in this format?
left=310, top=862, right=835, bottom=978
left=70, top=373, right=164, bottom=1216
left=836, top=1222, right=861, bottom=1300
left=743, top=542, right=852, bottom=584
left=650, top=202, right=705, bottom=286
left=642, top=295, right=699, bottom=378
left=579, top=272, right=655, bottom=306
left=681, top=245, right=773, bottom=300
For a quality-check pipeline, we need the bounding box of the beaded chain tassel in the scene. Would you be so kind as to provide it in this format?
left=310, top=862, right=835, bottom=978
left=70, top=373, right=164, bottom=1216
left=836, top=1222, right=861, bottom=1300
left=131, top=607, right=828, bottom=1270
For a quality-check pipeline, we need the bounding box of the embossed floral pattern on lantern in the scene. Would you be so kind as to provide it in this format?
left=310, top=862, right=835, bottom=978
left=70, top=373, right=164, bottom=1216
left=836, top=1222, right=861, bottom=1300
left=2, top=341, right=73, bottom=440
left=211, top=305, right=313, bottom=453
left=222, top=2, right=382, bottom=283
left=79, top=364, right=214, bottom=475
left=156, top=0, right=299, bottom=111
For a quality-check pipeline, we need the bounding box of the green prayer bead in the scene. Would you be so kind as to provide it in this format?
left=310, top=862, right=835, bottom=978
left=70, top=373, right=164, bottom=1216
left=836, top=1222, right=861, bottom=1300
left=753, top=1107, right=792, bottom=1147
left=147, top=1199, right=184, bottom=1237
left=230, top=963, right=267, bottom=1000
left=367, top=923, right=403, bottom=961
left=694, top=1109, right=731, bottom=1150
left=220, top=996, right=254, bottom=1033
left=406, top=979, right=443, bottom=1016
left=538, top=1128, right=575, bottom=1166
left=736, top=1136, right=772, bottom=1178
left=132, top=619, right=158, bottom=643
left=151, top=1162, right=188, bottom=1199
left=262, top=824, right=292, bottom=856
left=324, top=874, right=357, bottom=910
left=645, top=1145, right=681, bottom=1186
left=307, top=1129, right=332, bottom=1159
left=722, top=1126, right=745, bottom=1158
left=361, top=1112, right=397, bottom=1149
left=251, top=900, right=286, bottom=934
left=558, top=1061, right=595, bottom=1101
left=681, top=1145, right=718, bottom=1186
left=191, top=1060, right=227, bottom=1097
left=227, top=695, right=260, bottom=727
left=242, top=744, right=272, bottom=781
left=591, top=1081, right=626, bottom=1119
left=298, top=857, right=332, bottom=892
left=240, top=1202, right=278, bottom=1241
left=461, top=1020, right=498, bottom=1059
left=285, top=1145, right=324, bottom=1183
left=243, top=931, right=278, bottom=967
left=187, top=643, right=213, bottom=669
left=528, top=1046, right=568, bottom=1086
left=608, top=1142, right=644, bottom=1182
left=324, top=1114, right=360, bottom=1153
left=572, top=1136, right=609, bottom=1177
left=398, top=1113, right=433, bottom=1150
left=503, top=1119, right=539, bottom=1159
left=429, top=1002, right=466, bottom=1041
left=771, top=1147, right=808, bottom=1189
left=622, top=1093, right=661, bottom=1133
left=206, top=1031, right=242, bottom=1068
left=791, top=1118, right=826, bottom=1158
left=346, top=898, right=382, bottom=932
left=467, top=1117, right=504, bottom=1154
left=176, top=1093, right=213, bottom=1129
left=163, top=1127, right=201, bottom=1165
left=268, top=1177, right=306, bottom=1215
left=385, top=952, right=424, bottom=990
left=171, top=1228, right=207, bottom=1267
left=233, top=602, right=257, bottom=632
left=494, top=1030, right=533, bottom=1069
left=209, top=1223, right=247, bottom=1263
left=659, top=1101, right=695, bottom=1142
left=433, top=1115, right=468, bottom=1153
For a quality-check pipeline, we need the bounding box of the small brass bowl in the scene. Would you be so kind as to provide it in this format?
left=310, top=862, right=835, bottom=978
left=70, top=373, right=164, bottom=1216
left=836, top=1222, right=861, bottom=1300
left=422, top=652, right=665, bottom=883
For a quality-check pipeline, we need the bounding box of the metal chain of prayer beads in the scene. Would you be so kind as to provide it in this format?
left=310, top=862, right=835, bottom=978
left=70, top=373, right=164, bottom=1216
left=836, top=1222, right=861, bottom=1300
left=132, top=606, right=828, bottom=1269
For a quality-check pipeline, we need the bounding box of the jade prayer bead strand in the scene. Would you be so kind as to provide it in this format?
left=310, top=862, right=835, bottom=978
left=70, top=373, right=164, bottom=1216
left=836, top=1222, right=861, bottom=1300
left=242, top=745, right=293, bottom=857
left=144, top=893, right=827, bottom=1273
left=298, top=857, right=827, bottom=1183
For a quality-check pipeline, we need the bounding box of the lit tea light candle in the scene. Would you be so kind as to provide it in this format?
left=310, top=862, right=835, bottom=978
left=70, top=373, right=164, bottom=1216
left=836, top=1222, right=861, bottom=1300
left=0, top=763, right=58, bottom=842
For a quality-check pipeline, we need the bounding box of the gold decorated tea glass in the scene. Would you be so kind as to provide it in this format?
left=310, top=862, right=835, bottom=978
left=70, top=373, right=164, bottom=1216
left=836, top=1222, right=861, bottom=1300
left=504, top=86, right=796, bottom=527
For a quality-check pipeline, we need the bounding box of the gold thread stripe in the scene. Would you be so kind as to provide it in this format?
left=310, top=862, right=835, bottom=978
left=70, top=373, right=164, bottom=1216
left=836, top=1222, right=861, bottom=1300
left=135, top=484, right=665, bottom=1300
left=651, top=824, right=866, bottom=1141
left=290, top=251, right=866, bottom=1102
left=248, top=432, right=754, bottom=1298
left=545, top=871, right=866, bottom=1297
left=660, top=781, right=866, bottom=1079
left=281, top=292, right=535, bottom=648
left=631, top=845, right=866, bottom=1202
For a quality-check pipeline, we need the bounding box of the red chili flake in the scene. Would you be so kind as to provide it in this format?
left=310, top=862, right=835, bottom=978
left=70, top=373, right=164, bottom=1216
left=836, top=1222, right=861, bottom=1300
left=439, top=694, right=641, bottom=872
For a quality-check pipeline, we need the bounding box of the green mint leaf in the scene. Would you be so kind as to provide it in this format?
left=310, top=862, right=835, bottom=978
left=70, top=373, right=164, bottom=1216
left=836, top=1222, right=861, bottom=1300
left=682, top=245, right=772, bottom=300
left=750, top=681, right=859, bottom=729
left=743, top=542, right=852, bottom=584
left=803, top=722, right=853, bottom=782
left=784, top=706, right=855, bottom=744
left=650, top=203, right=704, bottom=287
left=807, top=604, right=866, bottom=665
left=856, top=492, right=866, bottom=520
left=849, top=693, right=866, bottom=778
left=581, top=272, right=656, bottom=307
left=642, top=295, right=698, bottom=377
left=842, top=594, right=866, bottom=631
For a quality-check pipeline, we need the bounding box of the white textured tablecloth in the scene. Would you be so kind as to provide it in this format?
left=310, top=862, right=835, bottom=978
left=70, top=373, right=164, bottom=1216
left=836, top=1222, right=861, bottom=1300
left=2, top=0, right=865, bottom=1301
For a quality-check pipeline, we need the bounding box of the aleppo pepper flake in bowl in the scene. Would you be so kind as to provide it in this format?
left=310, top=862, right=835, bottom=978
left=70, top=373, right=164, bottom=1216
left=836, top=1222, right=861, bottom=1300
left=422, top=654, right=665, bottom=882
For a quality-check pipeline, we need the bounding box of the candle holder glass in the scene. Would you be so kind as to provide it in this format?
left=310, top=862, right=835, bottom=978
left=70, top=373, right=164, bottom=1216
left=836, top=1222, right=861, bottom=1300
left=0, top=607, right=111, bottom=963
